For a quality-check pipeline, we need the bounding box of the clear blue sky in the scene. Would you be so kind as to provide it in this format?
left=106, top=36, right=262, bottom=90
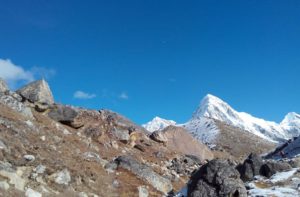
left=0, top=0, right=299, bottom=124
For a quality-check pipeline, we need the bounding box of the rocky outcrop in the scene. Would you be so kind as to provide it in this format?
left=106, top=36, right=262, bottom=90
left=188, top=159, right=247, bottom=197
left=237, top=153, right=264, bottom=181
left=167, top=155, right=202, bottom=177
left=0, top=78, right=9, bottom=92
left=17, top=79, right=54, bottom=105
left=237, top=153, right=293, bottom=181
left=48, top=105, right=83, bottom=128
left=260, top=161, right=292, bottom=178
left=115, top=155, right=173, bottom=194
left=0, top=92, right=33, bottom=118
left=0, top=79, right=33, bottom=118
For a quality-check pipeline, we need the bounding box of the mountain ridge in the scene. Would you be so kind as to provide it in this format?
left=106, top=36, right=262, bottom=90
left=143, top=94, right=300, bottom=143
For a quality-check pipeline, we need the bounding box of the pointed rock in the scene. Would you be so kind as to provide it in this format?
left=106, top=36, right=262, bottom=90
left=0, top=78, right=9, bottom=92
left=17, top=79, right=54, bottom=105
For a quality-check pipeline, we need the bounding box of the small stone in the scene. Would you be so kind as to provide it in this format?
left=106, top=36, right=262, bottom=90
left=138, top=186, right=149, bottom=197
left=0, top=180, right=9, bottom=191
left=111, top=141, right=119, bottom=149
left=40, top=136, right=46, bottom=141
left=50, top=169, right=71, bottom=185
left=0, top=140, right=8, bottom=151
left=34, top=165, right=46, bottom=174
left=24, top=155, right=35, bottom=162
left=105, top=162, right=118, bottom=173
left=25, top=188, right=42, bottom=197
left=112, top=180, right=120, bottom=188
left=77, top=192, right=88, bottom=197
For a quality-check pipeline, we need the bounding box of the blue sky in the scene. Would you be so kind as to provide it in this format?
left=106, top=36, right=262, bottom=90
left=0, top=0, right=299, bottom=124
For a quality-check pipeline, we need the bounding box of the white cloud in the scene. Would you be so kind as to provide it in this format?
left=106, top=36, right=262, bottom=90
left=119, top=92, right=129, bottom=100
left=0, top=59, right=34, bottom=86
left=74, top=90, right=96, bottom=99
left=0, top=58, right=55, bottom=88
left=30, top=66, right=56, bottom=79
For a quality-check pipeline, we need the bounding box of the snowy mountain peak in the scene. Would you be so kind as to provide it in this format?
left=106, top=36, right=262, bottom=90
left=281, top=112, right=300, bottom=127
left=188, top=94, right=297, bottom=142
left=192, top=94, right=238, bottom=121
left=142, top=116, right=176, bottom=132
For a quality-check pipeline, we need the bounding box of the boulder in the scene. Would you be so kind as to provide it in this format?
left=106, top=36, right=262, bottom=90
left=260, top=161, right=292, bottom=178
left=149, top=130, right=168, bottom=144
left=17, top=79, right=54, bottom=105
left=0, top=94, right=33, bottom=118
left=111, top=128, right=130, bottom=142
left=0, top=78, right=9, bottom=92
left=48, top=105, right=83, bottom=128
left=237, top=153, right=264, bottom=181
left=188, top=159, right=247, bottom=197
left=115, top=155, right=173, bottom=194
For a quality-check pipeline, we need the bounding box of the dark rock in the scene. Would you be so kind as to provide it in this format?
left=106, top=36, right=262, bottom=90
left=48, top=105, right=83, bottom=128
left=115, top=155, right=172, bottom=194
left=167, top=155, right=201, bottom=176
left=188, top=159, right=247, bottom=197
left=260, top=161, right=292, bottom=178
left=16, top=79, right=54, bottom=105
left=34, top=103, right=49, bottom=112
left=149, top=130, right=168, bottom=144
left=189, top=180, right=217, bottom=197
left=237, top=153, right=264, bottom=181
left=134, top=144, right=145, bottom=152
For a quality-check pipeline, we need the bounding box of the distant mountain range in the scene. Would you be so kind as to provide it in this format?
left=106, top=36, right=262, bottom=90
left=143, top=94, right=300, bottom=144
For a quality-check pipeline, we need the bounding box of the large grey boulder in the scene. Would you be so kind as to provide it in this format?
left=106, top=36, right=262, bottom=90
left=17, top=79, right=54, bottom=105
left=0, top=78, right=9, bottom=92
left=237, top=153, right=264, bottom=181
left=115, top=155, right=173, bottom=194
left=260, top=161, right=292, bottom=178
left=48, top=105, right=83, bottom=128
left=188, top=159, right=247, bottom=197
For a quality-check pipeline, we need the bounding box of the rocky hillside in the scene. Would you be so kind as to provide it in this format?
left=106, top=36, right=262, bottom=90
left=0, top=78, right=211, bottom=197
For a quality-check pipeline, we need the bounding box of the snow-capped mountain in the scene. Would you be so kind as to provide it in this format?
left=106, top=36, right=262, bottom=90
left=281, top=112, right=300, bottom=128
left=142, top=116, right=176, bottom=132
left=144, top=94, right=300, bottom=144
left=185, top=94, right=300, bottom=143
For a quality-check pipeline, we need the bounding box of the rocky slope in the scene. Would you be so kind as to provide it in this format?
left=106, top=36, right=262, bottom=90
left=0, top=78, right=213, bottom=197
left=149, top=126, right=213, bottom=161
